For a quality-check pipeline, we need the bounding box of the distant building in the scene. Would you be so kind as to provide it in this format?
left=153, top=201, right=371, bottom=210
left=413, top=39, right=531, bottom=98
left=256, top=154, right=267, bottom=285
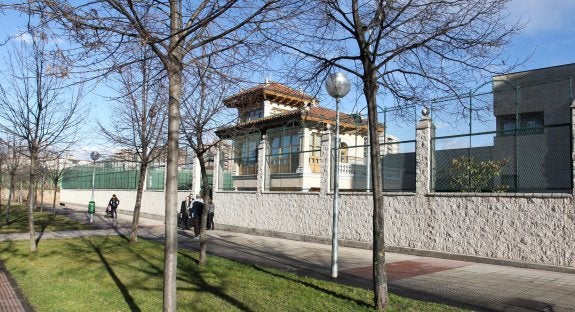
left=492, top=63, right=574, bottom=191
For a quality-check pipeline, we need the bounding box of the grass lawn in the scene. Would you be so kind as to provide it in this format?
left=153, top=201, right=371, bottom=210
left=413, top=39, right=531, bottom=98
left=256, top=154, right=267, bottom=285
left=0, top=204, right=97, bottom=234
left=0, top=236, right=468, bottom=312
left=0, top=204, right=468, bottom=311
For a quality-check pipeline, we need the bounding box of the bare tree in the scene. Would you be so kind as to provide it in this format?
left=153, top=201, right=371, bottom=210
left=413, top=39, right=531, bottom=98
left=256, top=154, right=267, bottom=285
left=36, top=162, right=48, bottom=213
left=99, top=46, right=168, bottom=244
left=46, top=156, right=64, bottom=216
left=4, top=1, right=301, bottom=309
left=0, top=13, right=85, bottom=252
left=0, top=136, right=25, bottom=225
left=180, top=58, right=236, bottom=265
left=0, top=139, right=5, bottom=213
left=38, top=148, right=70, bottom=216
left=268, top=1, right=522, bottom=310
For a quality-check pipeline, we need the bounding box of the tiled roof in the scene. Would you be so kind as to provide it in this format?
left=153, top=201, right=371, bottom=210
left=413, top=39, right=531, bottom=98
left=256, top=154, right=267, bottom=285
left=215, top=105, right=369, bottom=138
left=223, top=81, right=316, bottom=107
left=305, top=106, right=363, bottom=125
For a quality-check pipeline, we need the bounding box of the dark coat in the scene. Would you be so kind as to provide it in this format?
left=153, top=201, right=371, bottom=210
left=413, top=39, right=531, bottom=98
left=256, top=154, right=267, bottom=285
left=109, top=198, right=120, bottom=208
left=190, top=200, right=204, bottom=218
left=180, top=200, right=189, bottom=218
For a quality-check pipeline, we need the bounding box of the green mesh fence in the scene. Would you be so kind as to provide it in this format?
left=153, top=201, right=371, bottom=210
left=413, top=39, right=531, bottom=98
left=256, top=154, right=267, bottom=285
left=146, top=167, right=165, bottom=190
left=62, top=161, right=195, bottom=191
left=432, top=76, right=573, bottom=193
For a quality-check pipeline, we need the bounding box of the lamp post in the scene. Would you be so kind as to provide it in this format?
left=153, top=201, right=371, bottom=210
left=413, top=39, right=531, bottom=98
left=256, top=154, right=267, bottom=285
left=88, top=151, right=100, bottom=223
left=325, top=72, right=351, bottom=278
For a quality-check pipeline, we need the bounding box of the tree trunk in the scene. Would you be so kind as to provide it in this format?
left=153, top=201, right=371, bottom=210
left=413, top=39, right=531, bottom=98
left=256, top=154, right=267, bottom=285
left=163, top=3, right=184, bottom=309
left=40, top=177, right=45, bottom=213
left=52, top=180, right=57, bottom=216
left=197, top=154, right=209, bottom=265
left=18, top=181, right=22, bottom=203
left=5, top=171, right=14, bottom=225
left=130, top=161, right=148, bottom=243
left=28, top=147, right=38, bottom=253
left=364, top=75, right=388, bottom=310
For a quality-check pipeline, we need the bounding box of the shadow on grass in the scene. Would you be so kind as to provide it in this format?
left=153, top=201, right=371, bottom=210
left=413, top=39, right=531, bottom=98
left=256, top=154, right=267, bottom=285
left=252, top=265, right=374, bottom=310
left=176, top=249, right=255, bottom=312
left=0, top=213, right=27, bottom=228
left=85, top=237, right=142, bottom=312
left=35, top=215, right=52, bottom=247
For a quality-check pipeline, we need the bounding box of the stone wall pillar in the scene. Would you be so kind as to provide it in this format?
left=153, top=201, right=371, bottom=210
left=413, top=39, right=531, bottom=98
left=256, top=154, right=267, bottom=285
left=320, top=125, right=333, bottom=196
left=415, top=108, right=434, bottom=195
left=257, top=135, right=268, bottom=193
left=192, top=153, right=201, bottom=195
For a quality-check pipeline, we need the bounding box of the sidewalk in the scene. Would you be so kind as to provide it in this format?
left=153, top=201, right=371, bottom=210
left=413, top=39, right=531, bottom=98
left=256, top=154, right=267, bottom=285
left=1, top=207, right=575, bottom=312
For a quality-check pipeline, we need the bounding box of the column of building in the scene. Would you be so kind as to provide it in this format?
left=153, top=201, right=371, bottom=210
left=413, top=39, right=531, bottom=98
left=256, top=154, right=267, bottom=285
left=257, top=135, right=268, bottom=193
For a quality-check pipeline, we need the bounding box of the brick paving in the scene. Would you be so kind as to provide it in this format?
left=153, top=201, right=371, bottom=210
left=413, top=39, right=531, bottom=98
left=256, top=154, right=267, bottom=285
left=0, top=262, right=31, bottom=312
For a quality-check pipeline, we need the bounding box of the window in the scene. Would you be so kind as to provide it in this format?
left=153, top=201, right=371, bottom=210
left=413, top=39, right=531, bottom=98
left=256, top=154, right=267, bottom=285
left=498, top=112, right=544, bottom=136
left=234, top=133, right=260, bottom=175
left=267, top=127, right=301, bottom=174
left=243, top=108, right=262, bottom=122
left=308, top=133, right=321, bottom=173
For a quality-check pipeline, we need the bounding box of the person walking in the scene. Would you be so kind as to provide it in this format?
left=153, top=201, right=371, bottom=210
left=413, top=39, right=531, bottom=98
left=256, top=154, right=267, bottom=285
left=190, top=195, right=203, bottom=239
left=179, top=194, right=192, bottom=230
left=108, top=194, right=120, bottom=219
left=206, top=199, right=215, bottom=230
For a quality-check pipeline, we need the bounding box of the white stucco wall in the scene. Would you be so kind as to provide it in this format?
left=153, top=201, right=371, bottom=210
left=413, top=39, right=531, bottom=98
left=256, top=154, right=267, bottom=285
left=59, top=189, right=190, bottom=220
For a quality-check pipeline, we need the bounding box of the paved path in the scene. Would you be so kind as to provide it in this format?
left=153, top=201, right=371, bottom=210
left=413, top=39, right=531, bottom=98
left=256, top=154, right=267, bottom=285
left=1, top=207, right=575, bottom=312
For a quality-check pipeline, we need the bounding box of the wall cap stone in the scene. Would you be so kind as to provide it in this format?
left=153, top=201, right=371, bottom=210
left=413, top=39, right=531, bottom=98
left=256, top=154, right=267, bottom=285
left=427, top=192, right=571, bottom=198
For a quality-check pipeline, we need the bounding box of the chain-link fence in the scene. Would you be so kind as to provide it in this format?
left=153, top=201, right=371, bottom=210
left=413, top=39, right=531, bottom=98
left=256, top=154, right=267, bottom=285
left=372, top=105, right=418, bottom=192
left=432, top=77, right=573, bottom=193
left=62, top=160, right=194, bottom=191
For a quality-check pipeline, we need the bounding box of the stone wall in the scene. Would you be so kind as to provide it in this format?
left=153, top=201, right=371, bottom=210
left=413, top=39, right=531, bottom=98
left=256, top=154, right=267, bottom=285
left=211, top=190, right=574, bottom=269
left=60, top=105, right=575, bottom=271
left=61, top=187, right=575, bottom=269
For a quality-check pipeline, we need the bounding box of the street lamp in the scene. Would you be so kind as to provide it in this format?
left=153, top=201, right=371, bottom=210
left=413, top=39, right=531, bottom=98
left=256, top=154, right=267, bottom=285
left=88, top=151, right=100, bottom=223
left=325, top=72, right=351, bottom=278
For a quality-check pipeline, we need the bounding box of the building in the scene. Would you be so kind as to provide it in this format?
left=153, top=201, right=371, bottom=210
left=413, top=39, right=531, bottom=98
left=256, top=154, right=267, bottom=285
left=492, top=63, right=574, bottom=192
left=215, top=81, right=394, bottom=191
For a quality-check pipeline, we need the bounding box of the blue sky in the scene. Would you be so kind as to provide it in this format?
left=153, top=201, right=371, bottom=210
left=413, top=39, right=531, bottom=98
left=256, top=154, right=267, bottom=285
left=505, top=0, right=575, bottom=70
left=0, top=1, right=574, bottom=156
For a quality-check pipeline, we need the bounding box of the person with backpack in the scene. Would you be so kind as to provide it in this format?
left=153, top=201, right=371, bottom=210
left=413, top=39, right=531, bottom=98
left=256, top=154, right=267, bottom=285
left=108, top=194, right=120, bottom=219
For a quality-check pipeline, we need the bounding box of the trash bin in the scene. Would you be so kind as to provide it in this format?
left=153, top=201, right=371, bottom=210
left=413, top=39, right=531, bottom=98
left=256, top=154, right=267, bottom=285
left=88, top=201, right=96, bottom=214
